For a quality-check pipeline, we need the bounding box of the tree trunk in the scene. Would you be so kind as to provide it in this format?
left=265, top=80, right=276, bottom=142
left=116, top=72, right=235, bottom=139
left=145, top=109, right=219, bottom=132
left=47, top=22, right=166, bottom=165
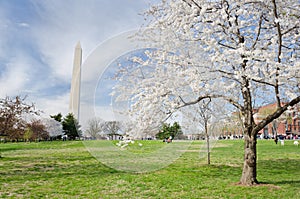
left=240, top=133, right=258, bottom=185
left=205, top=123, right=210, bottom=165
left=207, top=136, right=210, bottom=165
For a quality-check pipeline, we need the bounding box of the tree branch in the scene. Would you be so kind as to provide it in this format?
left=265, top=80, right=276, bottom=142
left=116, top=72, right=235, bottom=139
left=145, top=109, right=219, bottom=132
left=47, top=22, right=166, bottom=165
left=218, top=41, right=237, bottom=50
left=251, top=14, right=263, bottom=49
left=272, top=0, right=282, bottom=107
left=177, top=94, right=243, bottom=111
left=254, top=96, right=300, bottom=133
left=250, top=77, right=276, bottom=87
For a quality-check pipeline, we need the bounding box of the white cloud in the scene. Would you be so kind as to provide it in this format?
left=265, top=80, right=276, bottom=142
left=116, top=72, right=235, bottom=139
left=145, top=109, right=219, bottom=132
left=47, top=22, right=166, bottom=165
left=18, top=22, right=29, bottom=27
left=34, top=92, right=70, bottom=117
left=0, top=55, right=31, bottom=97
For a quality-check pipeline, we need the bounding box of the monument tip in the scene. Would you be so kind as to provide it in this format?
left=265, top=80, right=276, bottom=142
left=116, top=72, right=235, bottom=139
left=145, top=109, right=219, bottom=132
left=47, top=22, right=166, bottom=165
left=75, top=41, right=81, bottom=48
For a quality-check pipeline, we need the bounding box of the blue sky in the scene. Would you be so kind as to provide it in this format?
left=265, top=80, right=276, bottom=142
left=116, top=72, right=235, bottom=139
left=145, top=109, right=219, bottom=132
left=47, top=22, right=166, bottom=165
left=95, top=48, right=153, bottom=106
left=0, top=0, right=157, bottom=119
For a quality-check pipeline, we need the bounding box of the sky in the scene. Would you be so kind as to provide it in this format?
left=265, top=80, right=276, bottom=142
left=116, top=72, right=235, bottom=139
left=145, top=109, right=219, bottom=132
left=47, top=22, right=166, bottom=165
left=0, top=0, right=158, bottom=123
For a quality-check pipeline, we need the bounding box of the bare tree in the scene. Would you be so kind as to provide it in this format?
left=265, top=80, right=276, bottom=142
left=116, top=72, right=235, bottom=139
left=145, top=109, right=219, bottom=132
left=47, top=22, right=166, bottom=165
left=102, top=121, right=122, bottom=140
left=183, top=99, right=228, bottom=164
left=85, top=118, right=104, bottom=139
left=198, top=99, right=212, bottom=165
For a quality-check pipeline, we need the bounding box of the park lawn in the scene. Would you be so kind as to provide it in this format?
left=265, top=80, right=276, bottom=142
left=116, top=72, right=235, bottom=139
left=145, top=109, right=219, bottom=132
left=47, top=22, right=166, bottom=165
left=0, top=139, right=299, bottom=198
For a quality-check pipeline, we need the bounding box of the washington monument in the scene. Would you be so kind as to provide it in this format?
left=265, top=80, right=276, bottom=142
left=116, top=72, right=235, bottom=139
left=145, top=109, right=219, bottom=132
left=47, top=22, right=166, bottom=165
left=69, top=42, right=82, bottom=120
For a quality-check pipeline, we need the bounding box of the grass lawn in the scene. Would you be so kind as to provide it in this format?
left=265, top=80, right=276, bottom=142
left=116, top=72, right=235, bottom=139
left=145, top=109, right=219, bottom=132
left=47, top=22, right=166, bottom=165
left=0, top=139, right=299, bottom=198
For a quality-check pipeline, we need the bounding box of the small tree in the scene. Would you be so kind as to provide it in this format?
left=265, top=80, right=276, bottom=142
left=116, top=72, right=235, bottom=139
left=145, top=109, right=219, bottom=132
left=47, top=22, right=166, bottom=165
left=23, top=128, right=33, bottom=142
left=42, top=118, right=63, bottom=139
left=182, top=99, right=227, bottom=164
left=156, top=122, right=182, bottom=140
left=0, top=96, right=39, bottom=141
left=102, top=121, right=122, bottom=140
left=26, top=119, right=49, bottom=141
left=85, top=118, right=104, bottom=139
left=62, top=113, right=82, bottom=140
left=197, top=99, right=212, bottom=165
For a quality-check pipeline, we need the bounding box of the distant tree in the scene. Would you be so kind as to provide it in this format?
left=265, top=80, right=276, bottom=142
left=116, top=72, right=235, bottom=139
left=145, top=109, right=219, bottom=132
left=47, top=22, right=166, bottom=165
left=222, top=111, right=244, bottom=137
left=85, top=118, right=104, bottom=139
left=62, top=113, right=82, bottom=140
left=156, top=122, right=182, bottom=140
left=23, top=128, right=33, bottom=142
left=26, top=119, right=49, bottom=141
left=50, top=113, right=63, bottom=122
left=42, top=118, right=63, bottom=139
left=156, top=124, right=168, bottom=140
left=195, top=99, right=212, bottom=165
left=102, top=121, right=122, bottom=140
left=0, top=96, right=39, bottom=141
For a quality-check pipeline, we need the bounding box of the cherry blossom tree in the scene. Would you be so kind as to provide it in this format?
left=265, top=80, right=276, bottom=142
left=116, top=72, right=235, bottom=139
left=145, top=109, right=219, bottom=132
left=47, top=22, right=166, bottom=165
left=42, top=118, right=63, bottom=138
left=113, top=0, right=300, bottom=185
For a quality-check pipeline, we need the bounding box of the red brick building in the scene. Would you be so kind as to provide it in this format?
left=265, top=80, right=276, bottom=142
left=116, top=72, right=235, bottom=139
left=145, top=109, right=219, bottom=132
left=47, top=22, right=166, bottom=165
left=254, top=103, right=300, bottom=138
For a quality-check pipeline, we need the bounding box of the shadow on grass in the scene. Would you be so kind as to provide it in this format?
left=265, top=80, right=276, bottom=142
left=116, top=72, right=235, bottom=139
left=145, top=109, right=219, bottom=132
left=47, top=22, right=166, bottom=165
left=258, top=158, right=300, bottom=188
left=260, top=180, right=300, bottom=187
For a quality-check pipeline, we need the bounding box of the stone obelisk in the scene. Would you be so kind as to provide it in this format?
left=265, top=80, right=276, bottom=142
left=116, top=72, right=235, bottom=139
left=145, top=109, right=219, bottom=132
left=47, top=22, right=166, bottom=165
left=69, top=42, right=82, bottom=121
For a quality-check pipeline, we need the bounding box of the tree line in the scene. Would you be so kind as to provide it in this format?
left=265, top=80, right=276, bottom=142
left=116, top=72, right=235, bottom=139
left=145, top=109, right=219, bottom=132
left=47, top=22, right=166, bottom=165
left=85, top=117, right=187, bottom=141
left=0, top=95, right=185, bottom=142
left=0, top=96, right=81, bottom=142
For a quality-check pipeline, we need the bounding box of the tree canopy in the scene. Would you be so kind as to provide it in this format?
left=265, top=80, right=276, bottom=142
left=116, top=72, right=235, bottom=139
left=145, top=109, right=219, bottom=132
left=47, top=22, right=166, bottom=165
left=50, top=113, right=63, bottom=123
left=156, top=122, right=183, bottom=140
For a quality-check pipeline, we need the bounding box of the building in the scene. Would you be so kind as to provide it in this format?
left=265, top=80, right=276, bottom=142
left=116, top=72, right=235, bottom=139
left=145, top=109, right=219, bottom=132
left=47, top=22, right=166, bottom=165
left=254, top=102, right=300, bottom=138
left=220, top=102, right=300, bottom=139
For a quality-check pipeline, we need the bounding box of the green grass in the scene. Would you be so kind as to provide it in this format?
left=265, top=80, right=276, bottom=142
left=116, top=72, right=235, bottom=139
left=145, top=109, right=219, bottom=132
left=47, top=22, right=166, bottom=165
left=0, top=140, right=299, bottom=198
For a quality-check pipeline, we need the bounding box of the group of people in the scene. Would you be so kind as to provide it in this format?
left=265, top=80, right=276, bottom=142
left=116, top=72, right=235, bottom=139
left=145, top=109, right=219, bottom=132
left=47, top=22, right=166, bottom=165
left=274, top=134, right=299, bottom=145
left=163, top=136, right=173, bottom=143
